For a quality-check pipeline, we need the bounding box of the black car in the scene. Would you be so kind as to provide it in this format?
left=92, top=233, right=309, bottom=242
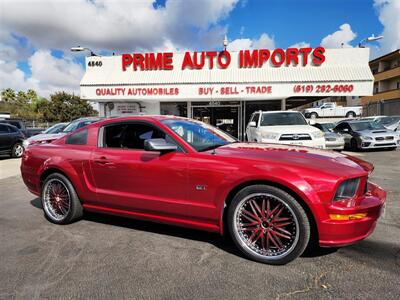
left=0, top=119, right=28, bottom=137
left=0, top=123, right=25, bottom=157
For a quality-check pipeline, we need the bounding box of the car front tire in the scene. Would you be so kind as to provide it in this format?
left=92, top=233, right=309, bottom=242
left=227, top=185, right=310, bottom=265
left=11, top=142, right=24, bottom=158
left=350, top=138, right=359, bottom=151
left=41, top=173, right=83, bottom=224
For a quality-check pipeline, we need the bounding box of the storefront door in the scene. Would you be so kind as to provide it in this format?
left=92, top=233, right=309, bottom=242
left=191, top=103, right=241, bottom=139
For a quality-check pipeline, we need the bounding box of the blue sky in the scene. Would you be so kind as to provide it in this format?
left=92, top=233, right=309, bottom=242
left=0, top=0, right=399, bottom=97
left=226, top=0, right=383, bottom=48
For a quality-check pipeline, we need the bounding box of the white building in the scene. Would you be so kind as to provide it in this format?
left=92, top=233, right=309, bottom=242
left=80, top=47, right=373, bottom=139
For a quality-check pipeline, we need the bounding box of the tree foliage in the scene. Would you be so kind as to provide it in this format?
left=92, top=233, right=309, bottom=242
left=0, top=89, right=97, bottom=122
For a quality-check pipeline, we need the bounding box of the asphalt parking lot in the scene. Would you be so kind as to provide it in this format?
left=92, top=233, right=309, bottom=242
left=0, top=150, right=399, bottom=299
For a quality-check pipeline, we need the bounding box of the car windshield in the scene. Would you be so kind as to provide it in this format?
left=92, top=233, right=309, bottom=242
left=316, top=123, right=335, bottom=132
left=43, top=123, right=67, bottom=134
left=350, top=121, right=385, bottom=131
left=162, top=119, right=236, bottom=152
left=260, top=112, right=307, bottom=126
left=63, top=120, right=97, bottom=133
left=374, top=116, right=400, bottom=126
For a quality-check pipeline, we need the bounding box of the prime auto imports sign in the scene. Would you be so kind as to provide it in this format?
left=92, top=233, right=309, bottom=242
left=121, top=47, right=326, bottom=71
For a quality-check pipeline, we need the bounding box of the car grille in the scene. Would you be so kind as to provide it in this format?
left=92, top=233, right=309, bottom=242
left=279, top=134, right=312, bottom=141
left=374, top=143, right=396, bottom=146
left=375, top=136, right=394, bottom=141
left=326, top=137, right=337, bottom=141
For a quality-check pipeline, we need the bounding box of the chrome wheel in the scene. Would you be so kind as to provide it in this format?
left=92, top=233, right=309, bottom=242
left=233, top=193, right=299, bottom=260
left=13, top=144, right=24, bottom=157
left=43, top=179, right=71, bottom=221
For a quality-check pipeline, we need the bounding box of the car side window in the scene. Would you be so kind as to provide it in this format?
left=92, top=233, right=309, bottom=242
left=102, top=123, right=176, bottom=150
left=334, top=123, right=345, bottom=132
left=0, top=124, right=9, bottom=133
left=65, top=129, right=88, bottom=145
left=8, top=126, right=18, bottom=133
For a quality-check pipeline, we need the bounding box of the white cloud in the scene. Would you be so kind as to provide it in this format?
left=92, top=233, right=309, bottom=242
left=289, top=42, right=311, bottom=48
left=0, top=50, right=84, bottom=97
left=0, top=0, right=240, bottom=97
left=0, top=60, right=38, bottom=92
left=321, top=24, right=357, bottom=48
left=227, top=33, right=275, bottom=51
left=0, top=0, right=238, bottom=53
left=374, top=0, right=400, bottom=54
left=29, top=50, right=84, bottom=96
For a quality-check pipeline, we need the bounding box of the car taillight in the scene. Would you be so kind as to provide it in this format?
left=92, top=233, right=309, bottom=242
left=334, top=178, right=360, bottom=201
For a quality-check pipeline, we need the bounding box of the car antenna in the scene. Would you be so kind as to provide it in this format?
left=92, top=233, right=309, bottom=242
left=211, top=99, right=216, bottom=155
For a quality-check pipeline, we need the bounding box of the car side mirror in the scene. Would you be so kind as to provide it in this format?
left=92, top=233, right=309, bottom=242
left=144, top=138, right=177, bottom=152
left=248, top=121, right=257, bottom=127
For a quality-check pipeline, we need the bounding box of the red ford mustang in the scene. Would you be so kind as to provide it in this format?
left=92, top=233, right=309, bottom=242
left=21, top=116, right=386, bottom=264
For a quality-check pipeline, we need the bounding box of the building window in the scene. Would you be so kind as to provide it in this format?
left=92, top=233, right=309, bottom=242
left=397, top=82, right=400, bottom=89
left=160, top=102, right=187, bottom=117
left=375, top=87, right=379, bottom=94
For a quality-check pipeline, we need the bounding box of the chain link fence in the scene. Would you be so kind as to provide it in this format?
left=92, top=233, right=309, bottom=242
left=362, top=99, right=400, bottom=116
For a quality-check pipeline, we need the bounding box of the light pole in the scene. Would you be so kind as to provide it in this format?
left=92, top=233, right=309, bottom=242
left=70, top=46, right=98, bottom=56
left=358, top=35, right=383, bottom=48
left=223, top=35, right=228, bottom=51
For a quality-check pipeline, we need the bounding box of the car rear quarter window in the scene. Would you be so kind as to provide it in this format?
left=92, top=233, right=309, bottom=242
left=65, top=129, right=88, bottom=145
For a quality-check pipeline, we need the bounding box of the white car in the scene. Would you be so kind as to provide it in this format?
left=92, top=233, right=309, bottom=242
left=304, top=102, right=362, bottom=118
left=246, top=111, right=326, bottom=149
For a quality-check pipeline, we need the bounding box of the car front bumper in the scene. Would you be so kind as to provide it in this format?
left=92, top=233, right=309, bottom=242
left=259, top=138, right=326, bottom=149
left=325, top=139, right=344, bottom=150
left=318, top=182, right=386, bottom=247
left=358, top=138, right=399, bottom=149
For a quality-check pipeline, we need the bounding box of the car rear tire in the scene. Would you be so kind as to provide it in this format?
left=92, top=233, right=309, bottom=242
left=346, top=111, right=356, bottom=118
left=41, top=173, right=83, bottom=224
left=310, top=112, right=318, bottom=119
left=11, top=142, right=24, bottom=158
left=227, top=185, right=310, bottom=265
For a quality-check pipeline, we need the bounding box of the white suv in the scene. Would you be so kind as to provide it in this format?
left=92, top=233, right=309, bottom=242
left=246, top=111, right=326, bottom=149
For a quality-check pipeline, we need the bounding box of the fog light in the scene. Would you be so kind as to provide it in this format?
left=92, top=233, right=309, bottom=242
left=329, top=213, right=367, bottom=220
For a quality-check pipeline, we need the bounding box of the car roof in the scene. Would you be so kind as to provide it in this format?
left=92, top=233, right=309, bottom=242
left=258, top=111, right=300, bottom=114
left=342, top=119, right=371, bottom=124
left=91, top=115, right=191, bottom=127
left=71, top=117, right=103, bottom=122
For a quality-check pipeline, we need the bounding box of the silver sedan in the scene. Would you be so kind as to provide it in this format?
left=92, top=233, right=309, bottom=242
left=312, top=123, right=344, bottom=150
left=333, top=120, right=400, bottom=150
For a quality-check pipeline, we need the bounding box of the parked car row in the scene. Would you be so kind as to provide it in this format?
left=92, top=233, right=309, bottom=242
left=23, top=117, right=101, bottom=148
left=0, top=117, right=102, bottom=158
left=245, top=110, right=400, bottom=151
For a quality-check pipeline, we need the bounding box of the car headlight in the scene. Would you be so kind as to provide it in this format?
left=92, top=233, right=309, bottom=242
left=23, top=140, right=30, bottom=148
left=334, top=178, right=360, bottom=201
left=262, top=132, right=278, bottom=140
left=360, top=136, right=373, bottom=140
left=311, top=131, right=324, bottom=139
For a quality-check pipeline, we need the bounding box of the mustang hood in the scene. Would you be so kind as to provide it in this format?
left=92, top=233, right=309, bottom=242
left=215, top=142, right=373, bottom=176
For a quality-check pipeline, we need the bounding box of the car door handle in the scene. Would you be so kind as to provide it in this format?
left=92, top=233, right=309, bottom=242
left=93, top=156, right=113, bottom=165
